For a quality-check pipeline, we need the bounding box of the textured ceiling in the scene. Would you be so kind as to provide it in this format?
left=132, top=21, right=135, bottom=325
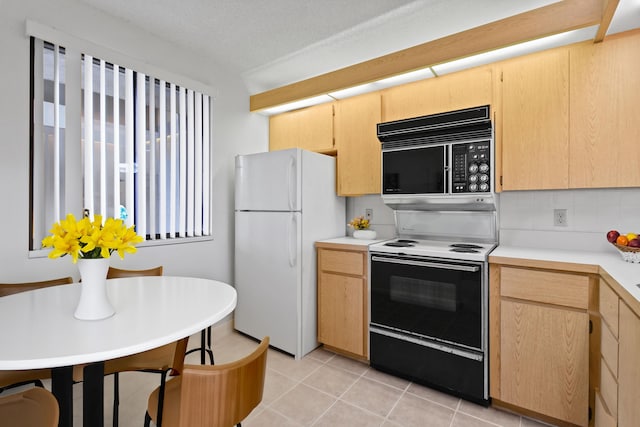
left=77, top=0, right=416, bottom=72
left=76, top=0, right=640, bottom=94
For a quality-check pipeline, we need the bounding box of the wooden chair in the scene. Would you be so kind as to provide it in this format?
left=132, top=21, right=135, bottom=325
left=102, top=266, right=186, bottom=427
left=144, top=337, right=269, bottom=427
left=0, top=387, right=59, bottom=427
left=0, top=276, right=73, bottom=393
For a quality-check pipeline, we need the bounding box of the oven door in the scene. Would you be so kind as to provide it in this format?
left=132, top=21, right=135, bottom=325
left=382, top=145, right=446, bottom=195
left=370, top=253, right=484, bottom=351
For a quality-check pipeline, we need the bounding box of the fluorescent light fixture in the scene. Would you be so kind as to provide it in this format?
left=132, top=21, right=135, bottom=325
left=259, top=25, right=611, bottom=115
left=375, top=68, right=435, bottom=88
left=259, top=94, right=335, bottom=115
left=329, top=83, right=379, bottom=100
left=432, top=26, right=598, bottom=75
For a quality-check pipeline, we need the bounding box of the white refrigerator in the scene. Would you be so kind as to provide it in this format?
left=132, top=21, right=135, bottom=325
left=234, top=148, right=345, bottom=359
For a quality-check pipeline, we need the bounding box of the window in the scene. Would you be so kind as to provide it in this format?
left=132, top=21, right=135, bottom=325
left=30, top=37, right=212, bottom=251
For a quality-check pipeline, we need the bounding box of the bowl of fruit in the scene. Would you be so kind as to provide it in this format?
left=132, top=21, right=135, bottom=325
left=606, top=230, right=640, bottom=263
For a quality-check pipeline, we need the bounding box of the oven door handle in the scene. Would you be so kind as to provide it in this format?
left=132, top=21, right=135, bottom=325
left=371, top=256, right=480, bottom=272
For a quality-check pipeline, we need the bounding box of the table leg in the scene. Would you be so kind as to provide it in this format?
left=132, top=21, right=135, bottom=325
left=51, top=366, right=73, bottom=427
left=83, top=361, right=104, bottom=427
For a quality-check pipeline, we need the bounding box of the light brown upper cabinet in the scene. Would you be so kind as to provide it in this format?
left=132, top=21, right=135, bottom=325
left=381, top=67, right=493, bottom=122
left=499, top=48, right=570, bottom=191
left=569, top=31, right=640, bottom=189
left=334, top=93, right=382, bottom=196
left=269, top=102, right=335, bottom=153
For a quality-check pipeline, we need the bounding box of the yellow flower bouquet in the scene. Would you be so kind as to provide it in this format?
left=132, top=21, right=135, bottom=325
left=42, top=213, right=143, bottom=263
left=348, top=216, right=370, bottom=230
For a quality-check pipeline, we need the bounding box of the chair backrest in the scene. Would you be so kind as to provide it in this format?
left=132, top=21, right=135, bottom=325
left=0, top=277, right=73, bottom=298
left=106, top=266, right=163, bottom=279
left=178, top=337, right=269, bottom=427
left=0, top=387, right=59, bottom=427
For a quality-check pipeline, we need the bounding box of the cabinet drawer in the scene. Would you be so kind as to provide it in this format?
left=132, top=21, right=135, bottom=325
left=595, top=389, right=617, bottom=427
left=601, top=319, right=619, bottom=376
left=500, top=267, right=589, bottom=309
left=319, top=250, right=364, bottom=276
left=600, top=278, right=619, bottom=337
left=600, top=357, right=618, bottom=416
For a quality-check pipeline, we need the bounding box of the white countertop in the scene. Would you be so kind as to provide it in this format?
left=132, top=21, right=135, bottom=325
left=491, top=245, right=640, bottom=302
left=316, top=236, right=390, bottom=246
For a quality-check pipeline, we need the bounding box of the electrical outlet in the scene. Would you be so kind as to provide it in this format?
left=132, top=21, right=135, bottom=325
left=365, top=208, right=373, bottom=222
left=554, top=209, right=568, bottom=227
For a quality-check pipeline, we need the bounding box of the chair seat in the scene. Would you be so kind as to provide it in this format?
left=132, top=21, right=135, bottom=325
left=0, top=387, right=59, bottom=427
left=145, top=337, right=269, bottom=427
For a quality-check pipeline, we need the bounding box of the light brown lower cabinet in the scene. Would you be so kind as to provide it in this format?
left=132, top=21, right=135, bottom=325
left=617, top=299, right=640, bottom=427
left=316, top=243, right=368, bottom=359
left=490, top=264, right=591, bottom=426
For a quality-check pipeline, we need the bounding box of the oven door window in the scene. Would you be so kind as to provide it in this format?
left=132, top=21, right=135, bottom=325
left=382, top=145, right=445, bottom=195
left=371, top=255, right=482, bottom=350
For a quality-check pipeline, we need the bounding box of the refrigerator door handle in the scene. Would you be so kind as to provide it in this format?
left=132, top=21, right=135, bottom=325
left=288, top=213, right=297, bottom=267
left=287, top=156, right=296, bottom=211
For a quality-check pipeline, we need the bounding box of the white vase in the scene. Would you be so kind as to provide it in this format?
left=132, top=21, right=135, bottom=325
left=353, top=229, right=377, bottom=240
left=75, top=258, right=115, bottom=320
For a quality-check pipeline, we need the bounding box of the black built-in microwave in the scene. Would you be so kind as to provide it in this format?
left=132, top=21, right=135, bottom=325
left=378, top=105, right=493, bottom=197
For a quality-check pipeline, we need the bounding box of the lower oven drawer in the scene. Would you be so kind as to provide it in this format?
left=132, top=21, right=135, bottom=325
left=370, top=329, right=488, bottom=405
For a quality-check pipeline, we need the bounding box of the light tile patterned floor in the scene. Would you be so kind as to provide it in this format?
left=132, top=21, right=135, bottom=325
left=51, top=329, right=556, bottom=426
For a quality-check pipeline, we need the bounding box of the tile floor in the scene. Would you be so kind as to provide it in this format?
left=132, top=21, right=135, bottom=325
left=51, top=330, right=554, bottom=426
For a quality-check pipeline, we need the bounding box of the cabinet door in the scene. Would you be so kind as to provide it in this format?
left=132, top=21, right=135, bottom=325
left=335, top=93, right=381, bottom=196
left=382, top=67, right=492, bottom=122
left=500, top=49, right=569, bottom=190
left=569, top=33, right=640, bottom=188
left=269, top=103, right=334, bottom=152
left=317, top=272, right=365, bottom=356
left=618, top=302, right=640, bottom=427
left=500, top=299, right=588, bottom=426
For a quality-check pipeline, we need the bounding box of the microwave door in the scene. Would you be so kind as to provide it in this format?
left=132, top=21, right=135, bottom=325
left=382, top=145, right=446, bottom=195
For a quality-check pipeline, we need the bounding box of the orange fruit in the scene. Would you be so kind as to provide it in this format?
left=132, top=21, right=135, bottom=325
left=617, top=235, right=629, bottom=246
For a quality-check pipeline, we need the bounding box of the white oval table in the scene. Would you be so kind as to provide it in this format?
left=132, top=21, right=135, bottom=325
left=0, top=276, right=237, bottom=427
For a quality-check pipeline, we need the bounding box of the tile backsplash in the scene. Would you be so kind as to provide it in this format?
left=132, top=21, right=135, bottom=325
left=347, top=188, right=640, bottom=251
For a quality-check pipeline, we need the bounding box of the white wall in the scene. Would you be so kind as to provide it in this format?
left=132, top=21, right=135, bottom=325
left=0, top=0, right=268, bottom=283
left=499, top=188, right=640, bottom=252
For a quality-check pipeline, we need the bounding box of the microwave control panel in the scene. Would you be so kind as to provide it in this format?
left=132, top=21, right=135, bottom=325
left=451, top=142, right=491, bottom=193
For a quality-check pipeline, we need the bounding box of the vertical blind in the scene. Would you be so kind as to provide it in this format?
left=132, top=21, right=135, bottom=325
left=31, top=37, right=213, bottom=250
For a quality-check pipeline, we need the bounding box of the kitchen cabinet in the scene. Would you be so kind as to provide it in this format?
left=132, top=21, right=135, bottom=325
left=489, top=264, right=590, bottom=426
left=381, top=66, right=493, bottom=122
left=499, top=48, right=570, bottom=191
left=269, top=103, right=335, bottom=153
left=616, top=293, right=640, bottom=427
left=569, top=31, right=640, bottom=189
left=334, top=93, right=381, bottom=196
left=316, top=243, right=369, bottom=359
left=595, top=274, right=640, bottom=427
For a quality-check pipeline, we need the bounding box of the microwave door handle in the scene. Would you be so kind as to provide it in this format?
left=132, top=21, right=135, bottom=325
left=371, top=256, right=480, bottom=272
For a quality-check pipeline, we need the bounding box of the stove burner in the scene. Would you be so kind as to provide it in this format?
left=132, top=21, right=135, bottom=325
left=450, top=248, right=480, bottom=253
left=450, top=243, right=483, bottom=249
left=397, top=239, right=419, bottom=243
left=384, top=242, right=415, bottom=247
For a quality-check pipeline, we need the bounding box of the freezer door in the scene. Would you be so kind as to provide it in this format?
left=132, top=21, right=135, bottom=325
left=234, top=210, right=302, bottom=356
left=235, top=149, right=301, bottom=212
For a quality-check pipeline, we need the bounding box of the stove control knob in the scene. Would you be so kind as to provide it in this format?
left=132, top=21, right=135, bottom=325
left=469, top=174, right=478, bottom=183
left=479, top=174, right=489, bottom=183
left=469, top=163, right=479, bottom=174
left=479, top=183, right=489, bottom=192
left=479, top=162, right=489, bottom=173
left=469, top=183, right=479, bottom=192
